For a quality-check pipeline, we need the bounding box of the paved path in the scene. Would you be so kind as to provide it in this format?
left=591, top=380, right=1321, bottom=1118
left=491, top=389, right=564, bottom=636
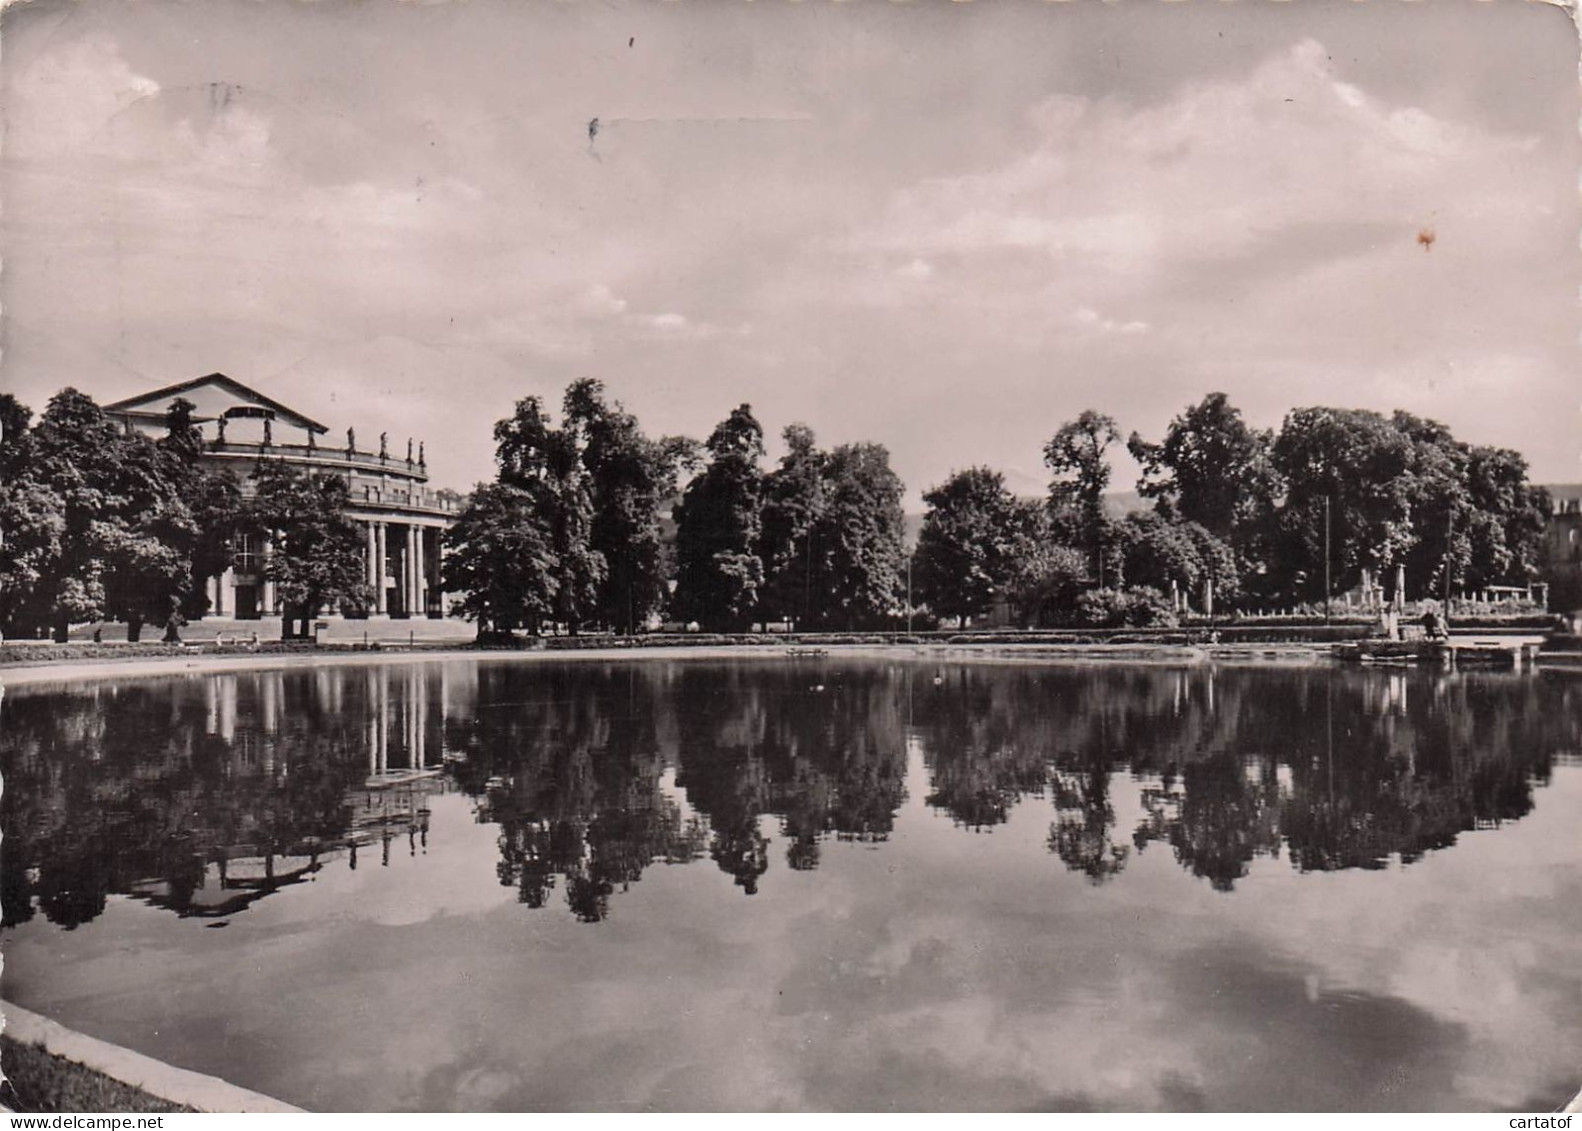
left=73, top=615, right=476, bottom=646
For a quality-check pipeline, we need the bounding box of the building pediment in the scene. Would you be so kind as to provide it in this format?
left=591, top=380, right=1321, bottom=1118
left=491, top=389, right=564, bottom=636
left=105, top=373, right=329, bottom=434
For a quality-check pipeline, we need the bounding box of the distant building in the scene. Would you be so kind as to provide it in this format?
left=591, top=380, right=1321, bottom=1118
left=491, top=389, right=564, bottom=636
left=105, top=373, right=457, bottom=620
left=1543, top=484, right=1582, bottom=613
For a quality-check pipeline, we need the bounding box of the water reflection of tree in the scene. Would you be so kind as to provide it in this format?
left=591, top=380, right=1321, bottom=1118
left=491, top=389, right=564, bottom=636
left=445, top=663, right=909, bottom=906
left=1048, top=764, right=1129, bottom=883
left=908, top=665, right=1567, bottom=891
left=1139, top=756, right=1281, bottom=892
left=670, top=663, right=907, bottom=887
left=443, top=663, right=707, bottom=920
left=4, top=661, right=1572, bottom=933
left=911, top=669, right=1055, bottom=829
left=1, top=674, right=381, bottom=929
left=1278, top=675, right=1556, bottom=874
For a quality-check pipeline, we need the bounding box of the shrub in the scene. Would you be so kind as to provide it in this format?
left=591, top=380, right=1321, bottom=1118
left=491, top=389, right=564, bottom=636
left=1071, top=586, right=1178, bottom=628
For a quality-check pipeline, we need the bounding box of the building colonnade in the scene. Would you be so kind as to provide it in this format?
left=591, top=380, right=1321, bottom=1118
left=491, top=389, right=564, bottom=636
left=206, top=517, right=444, bottom=619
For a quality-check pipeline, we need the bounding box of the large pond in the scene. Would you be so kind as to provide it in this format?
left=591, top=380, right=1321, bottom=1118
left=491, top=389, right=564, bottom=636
left=2, top=656, right=1579, bottom=1112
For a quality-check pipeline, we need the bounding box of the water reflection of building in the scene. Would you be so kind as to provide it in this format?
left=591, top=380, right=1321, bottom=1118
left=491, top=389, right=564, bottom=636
left=125, top=774, right=442, bottom=918
left=2, top=664, right=460, bottom=929
left=140, top=666, right=454, bottom=915
left=104, top=373, right=455, bottom=620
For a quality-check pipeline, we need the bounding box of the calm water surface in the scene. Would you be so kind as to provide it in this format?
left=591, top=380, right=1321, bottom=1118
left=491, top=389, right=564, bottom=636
left=2, top=657, right=1579, bottom=1112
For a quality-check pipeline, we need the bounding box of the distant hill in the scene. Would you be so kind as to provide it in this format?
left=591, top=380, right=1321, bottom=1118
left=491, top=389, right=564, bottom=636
left=1105, top=490, right=1148, bottom=517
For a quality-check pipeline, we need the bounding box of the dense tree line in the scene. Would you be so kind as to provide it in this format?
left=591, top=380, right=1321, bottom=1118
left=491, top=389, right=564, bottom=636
left=448, top=390, right=908, bottom=635
left=0, top=383, right=1553, bottom=640
left=445, top=379, right=698, bottom=636
left=913, top=393, right=1551, bottom=628
left=0, top=389, right=368, bottom=641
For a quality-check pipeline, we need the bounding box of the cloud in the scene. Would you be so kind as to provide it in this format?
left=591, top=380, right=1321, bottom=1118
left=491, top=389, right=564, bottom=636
left=858, top=38, right=1547, bottom=278
left=1074, top=307, right=1148, bottom=335
left=764, top=35, right=1575, bottom=497
left=1, top=10, right=1573, bottom=504
left=577, top=283, right=629, bottom=317
left=5, top=36, right=161, bottom=158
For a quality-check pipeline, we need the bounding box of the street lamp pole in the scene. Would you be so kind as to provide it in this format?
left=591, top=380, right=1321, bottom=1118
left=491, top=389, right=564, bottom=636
left=1323, top=495, right=1332, bottom=624
left=906, top=553, right=913, bottom=635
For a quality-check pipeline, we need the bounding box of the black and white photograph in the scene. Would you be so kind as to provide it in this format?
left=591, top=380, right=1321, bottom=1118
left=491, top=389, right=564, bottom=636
left=1, top=0, right=1580, bottom=1114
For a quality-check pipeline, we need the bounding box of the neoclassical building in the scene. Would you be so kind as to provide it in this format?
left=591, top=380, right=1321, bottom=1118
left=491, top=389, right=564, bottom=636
left=105, top=373, right=457, bottom=620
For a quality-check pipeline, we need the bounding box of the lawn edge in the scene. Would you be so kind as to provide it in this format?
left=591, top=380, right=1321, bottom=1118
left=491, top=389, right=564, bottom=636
left=0, top=1001, right=303, bottom=1114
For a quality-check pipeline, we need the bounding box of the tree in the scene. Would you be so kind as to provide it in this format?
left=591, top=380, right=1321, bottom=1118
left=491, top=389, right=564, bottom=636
left=1461, top=445, right=1550, bottom=593
left=802, top=442, right=907, bottom=630
left=494, top=396, right=604, bottom=633
left=912, top=467, right=1036, bottom=624
left=157, top=397, right=207, bottom=465
left=1117, top=511, right=1238, bottom=606
left=184, top=469, right=246, bottom=619
left=1270, top=407, right=1417, bottom=602
left=561, top=379, right=689, bottom=634
left=0, top=394, right=32, bottom=473
left=1391, top=411, right=1473, bottom=603
left=156, top=399, right=246, bottom=628
left=442, top=484, right=559, bottom=637
left=1044, top=411, right=1122, bottom=587
left=1128, top=393, right=1281, bottom=542
left=671, top=405, right=765, bottom=630
left=1007, top=528, right=1091, bottom=628
left=102, top=421, right=203, bottom=641
left=757, top=424, right=828, bottom=625
left=0, top=395, right=53, bottom=637
left=22, top=390, right=133, bottom=639
left=2, top=390, right=198, bottom=641
left=247, top=461, right=370, bottom=639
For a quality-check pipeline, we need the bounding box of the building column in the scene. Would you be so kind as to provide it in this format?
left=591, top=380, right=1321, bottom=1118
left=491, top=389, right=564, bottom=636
left=365, top=521, right=378, bottom=594
left=261, top=535, right=277, bottom=615
left=398, top=525, right=410, bottom=616
left=411, top=525, right=423, bottom=620
left=414, top=525, right=427, bottom=617
left=376, top=523, right=389, bottom=615
left=211, top=573, right=225, bottom=617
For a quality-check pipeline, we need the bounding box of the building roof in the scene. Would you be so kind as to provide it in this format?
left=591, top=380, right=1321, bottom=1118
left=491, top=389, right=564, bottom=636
left=104, top=373, right=330, bottom=434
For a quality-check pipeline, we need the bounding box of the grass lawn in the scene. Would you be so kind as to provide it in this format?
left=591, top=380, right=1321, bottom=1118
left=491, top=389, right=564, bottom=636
left=0, top=1036, right=196, bottom=1114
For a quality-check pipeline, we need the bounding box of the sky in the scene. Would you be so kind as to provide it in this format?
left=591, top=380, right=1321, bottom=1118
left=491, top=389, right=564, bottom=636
left=2, top=0, right=1578, bottom=504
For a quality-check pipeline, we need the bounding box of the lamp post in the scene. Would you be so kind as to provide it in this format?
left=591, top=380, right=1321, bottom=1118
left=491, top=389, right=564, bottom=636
left=906, top=554, right=913, bottom=635
left=1323, top=495, right=1332, bottom=623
